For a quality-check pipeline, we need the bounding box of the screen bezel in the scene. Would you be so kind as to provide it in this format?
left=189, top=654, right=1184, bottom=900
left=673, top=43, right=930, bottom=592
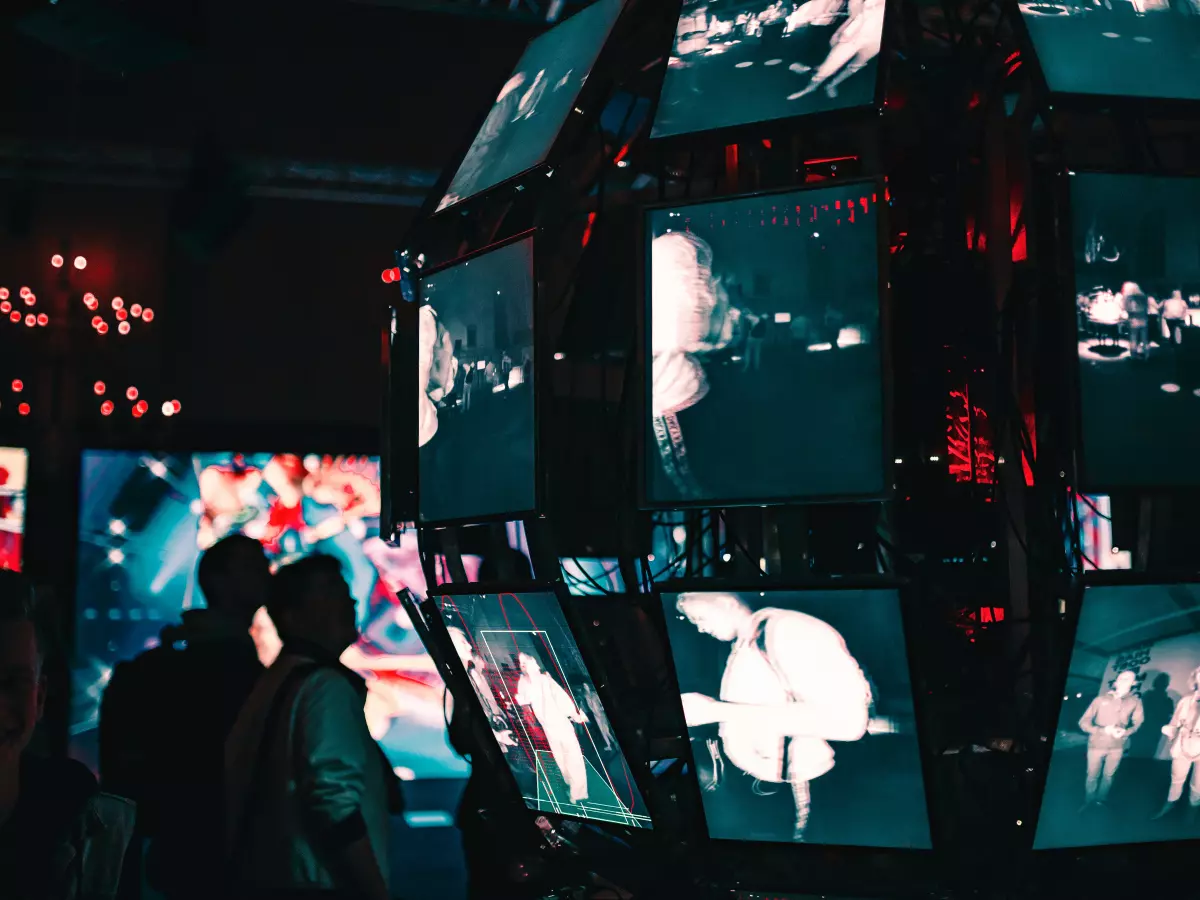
left=428, top=580, right=658, bottom=830
left=636, top=177, right=893, bottom=510
left=649, top=577, right=939, bottom=854
left=416, top=230, right=544, bottom=527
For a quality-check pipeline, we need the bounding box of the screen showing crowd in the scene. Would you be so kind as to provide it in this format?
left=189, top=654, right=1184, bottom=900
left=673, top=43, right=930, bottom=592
left=1035, top=583, right=1200, bottom=849
left=660, top=589, right=930, bottom=847
left=419, top=237, right=537, bottom=524
left=645, top=185, right=885, bottom=506
left=435, top=0, right=625, bottom=212
left=70, top=451, right=470, bottom=787
left=652, top=0, right=885, bottom=139
left=1020, top=0, right=1200, bottom=102
left=437, top=590, right=652, bottom=828
left=1072, top=174, right=1200, bottom=488
left=0, top=447, right=26, bottom=572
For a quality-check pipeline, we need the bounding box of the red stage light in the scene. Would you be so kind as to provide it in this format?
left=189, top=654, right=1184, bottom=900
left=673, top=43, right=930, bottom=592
left=0, top=302, right=9, bottom=314
left=23, top=294, right=35, bottom=307
left=161, top=401, right=174, bottom=417
left=135, top=400, right=148, bottom=414
left=171, top=400, right=181, bottom=414
left=11, top=380, right=22, bottom=393
left=100, top=400, right=114, bottom=416
left=126, top=387, right=138, bottom=401
left=0, top=288, right=8, bottom=300
left=51, top=254, right=64, bottom=268
left=97, top=321, right=109, bottom=335
left=132, top=407, right=144, bottom=419
left=141, top=308, right=154, bottom=323
left=115, top=308, right=128, bottom=322
left=36, top=313, right=48, bottom=327
left=83, top=291, right=97, bottom=305
left=74, top=256, right=87, bottom=270
left=112, top=297, right=124, bottom=311
left=18, top=287, right=30, bottom=299
left=94, top=381, right=106, bottom=395
left=8, top=311, right=19, bottom=323
left=381, top=267, right=400, bottom=284
left=117, top=321, right=131, bottom=335
left=130, top=304, right=143, bottom=318
left=91, top=315, right=103, bottom=329
left=24, top=315, right=35, bottom=328
left=18, top=404, right=30, bottom=417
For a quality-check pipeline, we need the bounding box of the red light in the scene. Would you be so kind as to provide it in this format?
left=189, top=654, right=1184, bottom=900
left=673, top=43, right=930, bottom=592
left=135, top=400, right=148, bottom=414
left=74, top=256, right=87, bottom=270
left=126, top=387, right=138, bottom=401
left=112, top=297, right=124, bottom=311
left=0, top=288, right=7, bottom=300
left=51, top=254, right=64, bottom=268
left=83, top=291, right=97, bottom=306
left=11, top=380, right=23, bottom=393
left=0, top=302, right=9, bottom=314
left=132, top=407, right=144, bottom=419
left=36, top=313, right=48, bottom=327
left=130, top=303, right=143, bottom=317
left=117, top=321, right=131, bottom=335
left=18, top=403, right=30, bottom=417
left=141, top=308, right=154, bottom=323
left=24, top=315, right=35, bottom=328
left=381, top=267, right=400, bottom=284
left=100, top=400, right=114, bottom=416
left=97, top=321, right=109, bottom=335
left=171, top=400, right=181, bottom=414
left=161, top=401, right=174, bottom=417
left=115, top=308, right=128, bottom=322
left=8, top=311, right=19, bottom=324
left=91, top=315, right=104, bottom=329
left=23, top=293, right=35, bottom=307
left=94, top=381, right=106, bottom=395
left=18, top=287, right=30, bottom=299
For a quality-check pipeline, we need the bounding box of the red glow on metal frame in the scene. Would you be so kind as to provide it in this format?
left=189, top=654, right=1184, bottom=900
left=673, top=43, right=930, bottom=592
left=947, top=385, right=996, bottom=485
left=100, top=400, right=114, bottom=416
left=613, top=142, right=631, bottom=164
left=803, top=155, right=859, bottom=166
left=581, top=211, right=597, bottom=248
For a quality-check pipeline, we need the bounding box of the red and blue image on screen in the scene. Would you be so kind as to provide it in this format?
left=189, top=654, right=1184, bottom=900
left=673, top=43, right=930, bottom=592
left=0, top=447, right=27, bottom=572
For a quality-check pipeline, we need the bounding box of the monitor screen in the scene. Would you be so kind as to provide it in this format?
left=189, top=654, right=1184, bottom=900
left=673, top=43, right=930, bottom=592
left=419, top=237, right=537, bottom=524
left=1072, top=174, right=1200, bottom=487
left=660, top=588, right=930, bottom=847
left=436, top=589, right=653, bottom=828
left=1035, top=582, right=1200, bottom=849
left=651, top=0, right=885, bottom=139
left=1019, top=0, right=1200, bottom=102
left=644, top=185, right=885, bottom=506
left=435, top=0, right=626, bottom=213
left=70, top=451, right=470, bottom=786
left=0, top=447, right=27, bottom=572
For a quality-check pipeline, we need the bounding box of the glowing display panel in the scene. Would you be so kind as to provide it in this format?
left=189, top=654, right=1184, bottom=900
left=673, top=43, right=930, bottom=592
left=1020, top=0, right=1200, bottom=101
left=1036, top=583, right=1200, bottom=849
left=1072, top=174, right=1200, bottom=487
left=660, top=588, right=930, bottom=847
left=0, top=447, right=27, bottom=572
left=435, top=0, right=625, bottom=212
left=419, top=238, right=536, bottom=524
left=652, top=0, right=885, bottom=139
left=645, top=185, right=885, bottom=506
left=437, top=590, right=652, bottom=828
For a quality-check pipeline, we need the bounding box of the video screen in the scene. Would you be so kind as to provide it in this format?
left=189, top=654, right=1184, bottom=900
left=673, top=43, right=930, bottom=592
left=435, top=0, right=626, bottom=213
left=0, top=447, right=27, bottom=572
left=652, top=0, right=885, bottom=139
left=1035, top=583, right=1200, bottom=849
left=419, top=238, right=537, bottom=524
left=645, top=185, right=885, bottom=505
left=436, top=590, right=652, bottom=828
left=70, top=451, right=470, bottom=786
left=1072, top=174, right=1200, bottom=487
left=660, top=589, right=930, bottom=847
left=1020, top=0, right=1200, bottom=102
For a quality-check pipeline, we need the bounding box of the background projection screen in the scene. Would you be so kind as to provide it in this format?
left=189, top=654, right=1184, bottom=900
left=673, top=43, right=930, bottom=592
left=1020, top=0, right=1200, bottom=102
left=1035, top=583, right=1200, bottom=849
left=1071, top=174, right=1200, bottom=488
left=435, top=0, right=625, bottom=213
left=644, top=183, right=886, bottom=506
left=651, top=0, right=885, bottom=139
left=419, top=237, right=537, bottom=524
left=659, top=588, right=930, bottom=847
left=0, top=447, right=27, bottom=572
left=436, top=589, right=652, bottom=828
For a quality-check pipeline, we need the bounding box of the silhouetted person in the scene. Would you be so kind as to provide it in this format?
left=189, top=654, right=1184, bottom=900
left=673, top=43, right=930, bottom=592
left=0, top=570, right=135, bottom=898
left=100, top=534, right=270, bottom=899
left=1134, top=672, right=1175, bottom=760
left=225, top=554, right=398, bottom=900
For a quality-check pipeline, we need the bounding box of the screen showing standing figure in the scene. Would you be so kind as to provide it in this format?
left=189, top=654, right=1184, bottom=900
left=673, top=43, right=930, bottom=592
left=1020, top=0, right=1200, bottom=102
left=651, top=0, right=885, bottom=139
left=70, top=451, right=471, bottom=789
left=1072, top=174, right=1200, bottom=487
left=435, top=0, right=626, bottom=213
left=437, top=590, right=653, bottom=828
left=660, top=589, right=930, bottom=848
left=1035, top=583, right=1200, bottom=849
left=419, top=238, right=537, bottom=524
left=644, top=185, right=885, bottom=506
left=0, top=447, right=27, bottom=572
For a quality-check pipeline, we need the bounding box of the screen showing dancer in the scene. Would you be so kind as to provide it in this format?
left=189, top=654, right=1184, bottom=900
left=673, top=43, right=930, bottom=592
left=644, top=185, right=885, bottom=506
left=1035, top=583, right=1200, bottom=849
left=652, top=0, right=885, bottom=139
left=1020, top=0, right=1200, bottom=101
left=419, top=237, right=536, bottom=524
left=660, top=588, right=930, bottom=847
left=0, top=447, right=27, bottom=572
left=70, top=451, right=471, bottom=791
left=435, top=0, right=626, bottom=212
left=437, top=589, right=653, bottom=828
left=1072, top=174, right=1200, bottom=487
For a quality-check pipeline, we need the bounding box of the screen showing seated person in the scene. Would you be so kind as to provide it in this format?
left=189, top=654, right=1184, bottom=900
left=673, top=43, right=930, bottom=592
left=652, top=0, right=885, bottom=139
left=1035, top=583, right=1200, bottom=849
left=1072, top=174, right=1200, bottom=487
left=70, top=451, right=470, bottom=788
left=645, top=185, right=885, bottom=506
left=0, top=447, right=27, bottom=572
left=419, top=237, right=537, bottom=524
left=435, top=0, right=626, bottom=212
left=1019, top=0, right=1200, bottom=102
left=436, top=589, right=652, bottom=828
left=659, top=588, right=930, bottom=847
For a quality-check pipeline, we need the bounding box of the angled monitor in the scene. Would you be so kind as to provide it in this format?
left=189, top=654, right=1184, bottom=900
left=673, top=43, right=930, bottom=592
left=1071, top=173, right=1200, bottom=488
left=1020, top=0, right=1200, bottom=102
left=659, top=586, right=930, bottom=847
left=643, top=183, right=886, bottom=506
left=435, top=0, right=626, bottom=213
left=419, top=237, right=537, bottom=524
left=1036, top=582, right=1200, bottom=849
left=435, top=588, right=652, bottom=828
left=0, top=446, right=27, bottom=572
left=652, top=0, right=885, bottom=139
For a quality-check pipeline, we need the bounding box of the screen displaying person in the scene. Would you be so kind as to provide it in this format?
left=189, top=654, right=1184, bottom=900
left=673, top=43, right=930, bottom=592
left=515, top=651, right=590, bottom=804
left=1154, top=666, right=1200, bottom=820
left=1078, top=670, right=1144, bottom=810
